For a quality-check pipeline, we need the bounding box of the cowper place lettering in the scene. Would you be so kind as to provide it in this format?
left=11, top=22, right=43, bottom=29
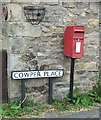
left=12, top=70, right=64, bottom=80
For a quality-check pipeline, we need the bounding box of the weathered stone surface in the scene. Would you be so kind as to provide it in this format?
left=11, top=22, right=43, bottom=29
left=85, top=26, right=93, bottom=34
left=68, top=2, right=76, bottom=8
left=58, top=88, right=69, bottom=93
left=7, top=4, right=21, bottom=21
left=81, top=12, right=86, bottom=17
left=90, top=3, right=99, bottom=12
left=85, top=46, right=98, bottom=57
left=76, top=62, right=97, bottom=71
left=10, top=0, right=41, bottom=3
left=8, top=54, right=24, bottom=71
left=8, top=22, right=41, bottom=37
left=26, top=85, right=48, bottom=94
left=88, top=19, right=99, bottom=26
left=0, top=0, right=10, bottom=2
left=84, top=62, right=97, bottom=71
left=77, top=17, right=88, bottom=25
left=76, top=2, right=89, bottom=9
left=62, top=2, right=76, bottom=8
left=9, top=37, right=25, bottom=54
left=42, top=0, right=58, bottom=4
left=76, top=70, right=86, bottom=74
left=55, top=82, right=67, bottom=87
left=20, top=50, right=36, bottom=61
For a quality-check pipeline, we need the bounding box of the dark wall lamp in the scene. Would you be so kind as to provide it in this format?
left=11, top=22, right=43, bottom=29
left=24, top=6, right=45, bottom=25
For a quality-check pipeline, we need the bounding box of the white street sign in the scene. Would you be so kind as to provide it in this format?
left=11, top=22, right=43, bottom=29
left=12, top=70, right=64, bottom=80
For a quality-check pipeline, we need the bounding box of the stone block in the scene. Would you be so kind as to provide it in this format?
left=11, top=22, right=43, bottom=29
left=77, top=3, right=89, bottom=9
left=9, top=37, right=25, bottom=54
left=77, top=17, right=88, bottom=25
left=42, top=0, right=58, bottom=4
left=85, top=46, right=98, bottom=57
left=75, top=62, right=87, bottom=70
left=81, top=12, right=86, bottom=17
left=58, top=88, right=69, bottom=93
left=76, top=62, right=97, bottom=71
left=0, top=0, right=10, bottom=2
left=43, top=33, right=53, bottom=37
left=8, top=22, right=41, bottom=37
left=10, top=0, right=41, bottom=3
left=8, top=54, right=22, bottom=71
left=88, top=19, right=99, bottom=26
left=68, top=2, right=76, bottom=8
left=76, top=70, right=86, bottom=74
left=7, top=4, right=22, bottom=21
left=90, top=3, right=99, bottom=12
left=84, top=62, right=97, bottom=71
left=85, top=26, right=93, bottom=34
left=42, top=26, right=54, bottom=33
left=74, top=74, right=79, bottom=81
left=62, top=2, right=76, bottom=8
left=55, top=82, right=67, bottom=87
left=8, top=79, right=20, bottom=98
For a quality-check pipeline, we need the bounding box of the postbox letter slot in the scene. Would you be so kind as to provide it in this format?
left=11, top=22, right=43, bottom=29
left=74, top=30, right=84, bottom=33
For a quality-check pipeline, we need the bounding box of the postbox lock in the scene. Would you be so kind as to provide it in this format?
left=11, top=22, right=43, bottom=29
left=77, top=38, right=80, bottom=41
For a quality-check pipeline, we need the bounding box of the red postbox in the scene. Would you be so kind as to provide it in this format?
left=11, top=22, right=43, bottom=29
left=64, top=26, right=85, bottom=58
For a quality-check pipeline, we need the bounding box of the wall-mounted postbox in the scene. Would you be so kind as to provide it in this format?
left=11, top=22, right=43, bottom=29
left=64, top=26, right=85, bottom=58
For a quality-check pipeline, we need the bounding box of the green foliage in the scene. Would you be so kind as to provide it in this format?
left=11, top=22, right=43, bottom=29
left=1, top=79, right=101, bottom=118
left=53, top=83, right=101, bottom=111
left=2, top=103, right=21, bottom=118
left=73, top=94, right=96, bottom=107
left=21, top=107, right=33, bottom=115
left=53, top=99, right=67, bottom=111
left=26, top=100, right=38, bottom=107
left=1, top=100, right=49, bottom=118
left=87, top=80, right=101, bottom=103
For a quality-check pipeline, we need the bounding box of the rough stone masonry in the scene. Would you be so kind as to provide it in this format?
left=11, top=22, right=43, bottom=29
left=1, top=1, right=100, bottom=103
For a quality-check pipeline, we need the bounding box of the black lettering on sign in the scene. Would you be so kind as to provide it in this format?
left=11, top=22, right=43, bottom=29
left=44, top=72, right=49, bottom=77
left=24, top=72, right=30, bottom=78
left=14, top=73, right=18, bottom=79
left=56, top=72, right=58, bottom=76
left=56, top=71, right=60, bottom=76
left=33, top=72, right=36, bottom=77
left=37, top=72, right=41, bottom=77
left=12, top=70, right=64, bottom=79
left=59, top=71, right=61, bottom=76
left=51, top=72, right=55, bottom=76
left=30, top=72, right=33, bottom=77
left=19, top=73, right=23, bottom=78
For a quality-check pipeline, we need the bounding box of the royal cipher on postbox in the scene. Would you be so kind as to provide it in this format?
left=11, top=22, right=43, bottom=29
left=64, top=26, right=85, bottom=58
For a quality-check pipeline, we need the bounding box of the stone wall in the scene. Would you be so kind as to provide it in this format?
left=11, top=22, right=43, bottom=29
left=2, top=1, right=100, bottom=103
